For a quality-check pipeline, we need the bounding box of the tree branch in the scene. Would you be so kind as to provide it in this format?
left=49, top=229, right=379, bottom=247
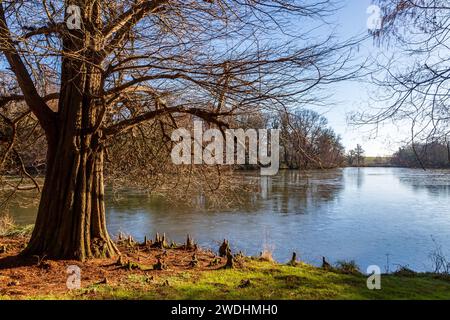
left=105, top=73, right=204, bottom=96
left=103, top=106, right=230, bottom=137
left=0, top=93, right=59, bottom=109
left=0, top=4, right=56, bottom=134
left=101, top=0, right=168, bottom=57
left=22, top=23, right=65, bottom=39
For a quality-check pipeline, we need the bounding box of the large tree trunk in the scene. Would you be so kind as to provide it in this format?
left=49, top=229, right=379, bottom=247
left=24, top=139, right=119, bottom=261
left=23, top=2, right=118, bottom=260
left=24, top=71, right=119, bottom=260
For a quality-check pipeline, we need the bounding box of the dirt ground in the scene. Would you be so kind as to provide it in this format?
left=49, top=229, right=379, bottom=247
left=0, top=235, right=226, bottom=298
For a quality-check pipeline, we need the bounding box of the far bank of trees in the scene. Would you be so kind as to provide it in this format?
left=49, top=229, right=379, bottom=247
left=277, top=110, right=345, bottom=169
left=391, top=143, right=450, bottom=169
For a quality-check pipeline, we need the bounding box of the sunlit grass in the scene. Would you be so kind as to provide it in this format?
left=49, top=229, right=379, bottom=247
left=56, top=259, right=450, bottom=300
left=0, top=214, right=33, bottom=237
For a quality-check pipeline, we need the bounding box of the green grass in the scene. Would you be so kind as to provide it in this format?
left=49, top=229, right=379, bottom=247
left=56, top=260, right=450, bottom=300
left=2, top=224, right=34, bottom=237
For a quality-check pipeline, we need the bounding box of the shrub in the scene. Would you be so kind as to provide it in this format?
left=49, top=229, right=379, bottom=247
left=0, top=213, right=33, bottom=237
left=335, top=260, right=361, bottom=275
left=0, top=213, right=14, bottom=236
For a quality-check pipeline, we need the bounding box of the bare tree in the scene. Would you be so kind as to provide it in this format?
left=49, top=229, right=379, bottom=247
left=0, top=0, right=358, bottom=260
left=346, top=145, right=364, bottom=167
left=278, top=109, right=345, bottom=169
left=346, top=149, right=355, bottom=166
left=356, top=0, right=450, bottom=152
left=355, top=144, right=365, bottom=166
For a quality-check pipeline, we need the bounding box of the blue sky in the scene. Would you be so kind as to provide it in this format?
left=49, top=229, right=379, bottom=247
left=319, top=0, right=409, bottom=156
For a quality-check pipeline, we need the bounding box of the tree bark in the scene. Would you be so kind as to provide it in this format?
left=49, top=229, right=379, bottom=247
left=24, top=140, right=119, bottom=261
left=24, top=75, right=119, bottom=260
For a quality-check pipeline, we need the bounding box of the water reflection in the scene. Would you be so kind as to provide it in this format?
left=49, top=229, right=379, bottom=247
left=394, top=169, right=450, bottom=200
left=261, top=170, right=344, bottom=214
left=344, top=167, right=365, bottom=189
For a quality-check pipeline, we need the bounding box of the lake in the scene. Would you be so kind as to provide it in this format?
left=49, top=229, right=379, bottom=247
left=8, top=167, right=450, bottom=272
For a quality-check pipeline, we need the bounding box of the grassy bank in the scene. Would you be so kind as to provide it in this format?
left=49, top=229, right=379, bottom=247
left=1, top=218, right=450, bottom=300
left=62, top=260, right=450, bottom=300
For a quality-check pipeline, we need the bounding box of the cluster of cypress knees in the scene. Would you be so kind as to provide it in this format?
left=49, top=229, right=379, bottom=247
left=116, top=233, right=235, bottom=271
left=115, top=233, right=333, bottom=271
